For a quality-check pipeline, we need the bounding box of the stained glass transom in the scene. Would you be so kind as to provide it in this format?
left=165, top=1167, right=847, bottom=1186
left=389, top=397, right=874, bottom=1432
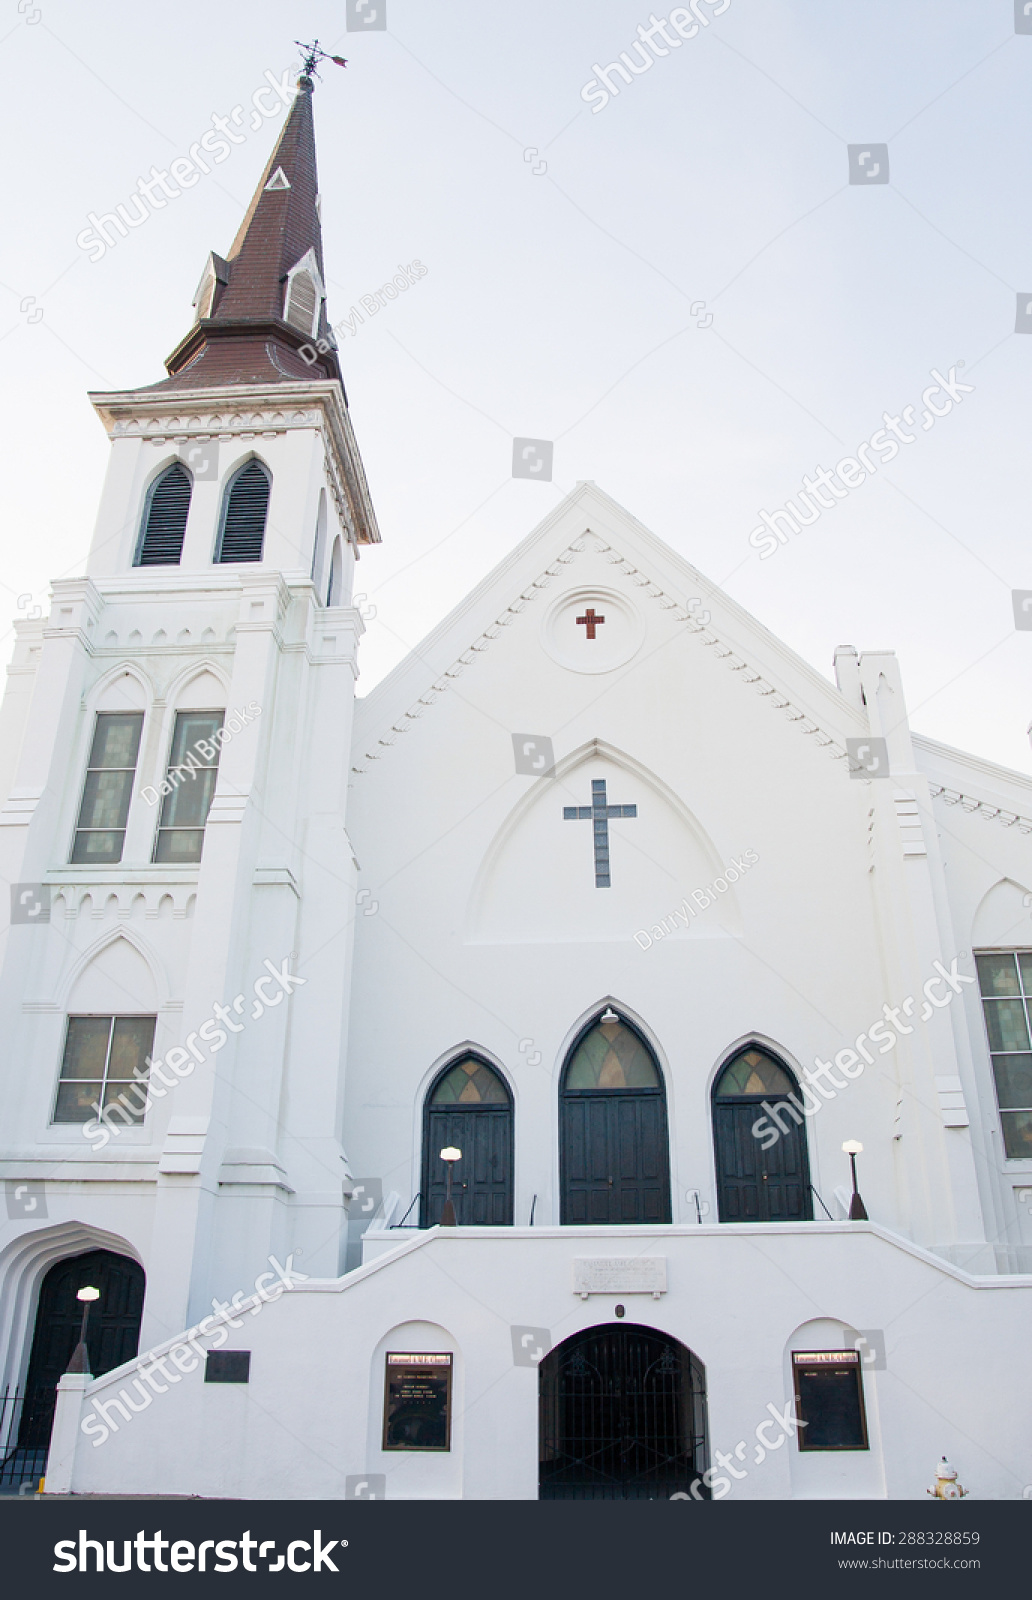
left=565, top=1017, right=660, bottom=1090
left=715, top=1047, right=794, bottom=1098
left=431, top=1057, right=509, bottom=1105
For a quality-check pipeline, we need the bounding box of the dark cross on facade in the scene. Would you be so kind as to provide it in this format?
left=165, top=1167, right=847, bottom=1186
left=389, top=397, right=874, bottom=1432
left=563, top=779, right=637, bottom=888
left=575, top=608, right=605, bottom=640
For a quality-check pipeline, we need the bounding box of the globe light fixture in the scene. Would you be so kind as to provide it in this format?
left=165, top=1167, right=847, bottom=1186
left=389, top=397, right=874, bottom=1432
left=439, top=1147, right=462, bottom=1227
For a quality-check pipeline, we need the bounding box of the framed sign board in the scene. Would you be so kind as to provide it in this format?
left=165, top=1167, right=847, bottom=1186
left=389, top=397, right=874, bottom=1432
left=792, top=1350, right=869, bottom=1451
left=382, top=1352, right=453, bottom=1452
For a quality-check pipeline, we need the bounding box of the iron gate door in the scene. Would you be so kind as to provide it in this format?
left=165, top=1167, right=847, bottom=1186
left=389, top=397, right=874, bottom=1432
left=539, top=1323, right=707, bottom=1499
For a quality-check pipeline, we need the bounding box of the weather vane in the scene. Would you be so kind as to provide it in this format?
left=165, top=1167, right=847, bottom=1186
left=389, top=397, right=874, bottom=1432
left=294, top=39, right=348, bottom=79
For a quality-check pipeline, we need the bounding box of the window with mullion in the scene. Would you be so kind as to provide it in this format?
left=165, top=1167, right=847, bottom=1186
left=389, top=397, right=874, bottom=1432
left=153, top=710, right=224, bottom=864
left=975, top=951, right=1032, bottom=1159
left=70, top=712, right=144, bottom=864
left=52, top=1014, right=156, bottom=1124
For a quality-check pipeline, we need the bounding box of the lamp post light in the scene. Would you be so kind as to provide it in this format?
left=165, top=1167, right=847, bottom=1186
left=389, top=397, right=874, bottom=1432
left=66, top=1286, right=100, bottom=1374
left=842, top=1141, right=868, bottom=1221
left=439, top=1147, right=462, bottom=1227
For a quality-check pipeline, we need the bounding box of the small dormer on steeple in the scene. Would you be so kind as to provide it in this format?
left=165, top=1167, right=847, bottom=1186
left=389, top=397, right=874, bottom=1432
left=192, top=253, right=230, bottom=323
left=282, top=248, right=326, bottom=338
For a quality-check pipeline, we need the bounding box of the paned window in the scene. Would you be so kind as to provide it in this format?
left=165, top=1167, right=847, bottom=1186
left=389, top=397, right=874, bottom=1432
left=52, top=1015, right=155, bottom=1124
left=975, top=952, right=1032, bottom=1159
left=70, top=712, right=144, bottom=864
left=153, top=710, right=224, bottom=864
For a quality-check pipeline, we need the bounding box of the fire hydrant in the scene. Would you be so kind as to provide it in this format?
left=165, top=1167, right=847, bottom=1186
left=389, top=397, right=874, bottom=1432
left=926, top=1456, right=968, bottom=1500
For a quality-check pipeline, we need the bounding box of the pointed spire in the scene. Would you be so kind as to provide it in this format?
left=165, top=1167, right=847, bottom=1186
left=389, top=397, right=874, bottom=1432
left=149, top=74, right=342, bottom=391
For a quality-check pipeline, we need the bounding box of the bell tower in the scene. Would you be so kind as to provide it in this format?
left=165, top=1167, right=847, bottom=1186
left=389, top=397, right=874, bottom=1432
left=0, top=67, right=377, bottom=1349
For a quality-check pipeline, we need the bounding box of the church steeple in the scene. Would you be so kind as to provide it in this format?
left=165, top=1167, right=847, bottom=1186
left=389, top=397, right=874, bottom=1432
left=148, top=73, right=341, bottom=391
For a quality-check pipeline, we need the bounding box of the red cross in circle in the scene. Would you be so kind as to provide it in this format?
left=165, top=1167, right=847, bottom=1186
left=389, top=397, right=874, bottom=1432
left=575, top=608, right=605, bottom=640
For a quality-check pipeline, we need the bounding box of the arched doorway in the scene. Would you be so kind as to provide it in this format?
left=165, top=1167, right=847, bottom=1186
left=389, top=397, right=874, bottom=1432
left=560, top=1010, right=671, bottom=1224
left=712, top=1045, right=813, bottom=1222
left=539, top=1324, right=707, bottom=1499
left=420, top=1056, right=514, bottom=1226
left=19, top=1250, right=145, bottom=1448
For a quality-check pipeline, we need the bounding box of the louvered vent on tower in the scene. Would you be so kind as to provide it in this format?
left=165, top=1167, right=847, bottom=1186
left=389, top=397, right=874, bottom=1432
left=216, top=460, right=271, bottom=563
left=284, top=270, right=319, bottom=334
left=135, top=463, right=192, bottom=565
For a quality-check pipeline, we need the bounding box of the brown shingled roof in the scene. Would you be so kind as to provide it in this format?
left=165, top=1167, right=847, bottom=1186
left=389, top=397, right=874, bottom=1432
left=139, top=75, right=342, bottom=394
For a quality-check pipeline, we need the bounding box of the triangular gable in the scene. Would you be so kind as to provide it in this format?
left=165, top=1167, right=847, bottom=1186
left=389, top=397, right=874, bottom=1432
left=352, top=482, right=868, bottom=776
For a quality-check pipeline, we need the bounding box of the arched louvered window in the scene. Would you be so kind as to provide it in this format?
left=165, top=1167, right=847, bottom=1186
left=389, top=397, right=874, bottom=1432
left=326, top=536, right=343, bottom=606
left=284, top=270, right=319, bottom=335
left=135, top=463, right=192, bottom=566
left=216, top=461, right=271, bottom=564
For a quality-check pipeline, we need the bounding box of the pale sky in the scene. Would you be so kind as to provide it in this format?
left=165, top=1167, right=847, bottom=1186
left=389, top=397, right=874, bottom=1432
left=2, top=0, right=1030, bottom=773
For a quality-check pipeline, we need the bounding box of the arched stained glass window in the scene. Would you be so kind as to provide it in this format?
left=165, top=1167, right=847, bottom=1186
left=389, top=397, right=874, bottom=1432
left=565, top=1015, right=660, bottom=1091
left=714, top=1047, right=794, bottom=1098
left=430, top=1056, right=509, bottom=1105
left=135, top=463, right=191, bottom=566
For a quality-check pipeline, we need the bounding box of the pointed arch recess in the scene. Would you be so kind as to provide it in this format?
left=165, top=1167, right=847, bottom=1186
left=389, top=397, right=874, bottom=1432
left=56, top=925, right=170, bottom=1013
left=467, top=738, right=735, bottom=943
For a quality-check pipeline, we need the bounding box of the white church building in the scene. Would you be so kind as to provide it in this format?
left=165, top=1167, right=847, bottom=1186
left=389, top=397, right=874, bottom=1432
left=1, top=74, right=1030, bottom=1502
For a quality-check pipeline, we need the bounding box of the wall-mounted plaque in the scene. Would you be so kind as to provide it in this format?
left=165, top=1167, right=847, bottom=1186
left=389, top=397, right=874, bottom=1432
left=792, top=1350, right=869, bottom=1451
left=382, top=1352, right=453, bottom=1452
left=572, top=1257, right=667, bottom=1298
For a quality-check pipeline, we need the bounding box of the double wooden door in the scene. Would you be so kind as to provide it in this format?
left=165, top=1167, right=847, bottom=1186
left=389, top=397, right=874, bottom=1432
left=560, top=1091, right=671, bottom=1225
left=712, top=1098, right=813, bottom=1221
left=422, top=1105, right=513, bottom=1226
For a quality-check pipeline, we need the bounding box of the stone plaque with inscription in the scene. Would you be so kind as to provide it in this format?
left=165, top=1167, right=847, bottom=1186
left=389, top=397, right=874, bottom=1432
left=572, top=1257, right=667, bottom=1298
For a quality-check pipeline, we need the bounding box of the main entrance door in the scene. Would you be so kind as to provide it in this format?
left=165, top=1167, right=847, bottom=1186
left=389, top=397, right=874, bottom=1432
left=421, top=1056, right=514, bottom=1226
left=712, top=1046, right=813, bottom=1222
left=560, top=1011, right=671, bottom=1224
left=19, top=1250, right=145, bottom=1448
left=539, top=1324, right=707, bottom=1499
